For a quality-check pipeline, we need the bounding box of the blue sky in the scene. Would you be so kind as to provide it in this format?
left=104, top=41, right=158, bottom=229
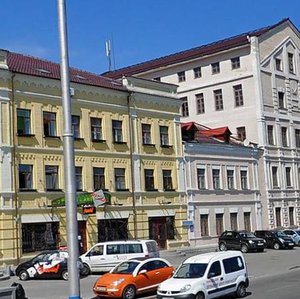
left=2, top=0, right=300, bottom=74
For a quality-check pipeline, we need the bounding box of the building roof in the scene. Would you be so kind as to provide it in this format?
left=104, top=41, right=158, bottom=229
left=102, top=18, right=291, bottom=79
left=6, top=51, right=126, bottom=91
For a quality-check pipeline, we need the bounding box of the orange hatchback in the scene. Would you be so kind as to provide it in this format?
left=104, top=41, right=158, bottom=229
left=93, top=257, right=174, bottom=299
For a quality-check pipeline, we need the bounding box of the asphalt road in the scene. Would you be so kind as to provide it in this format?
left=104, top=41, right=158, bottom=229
left=1, top=247, right=300, bottom=299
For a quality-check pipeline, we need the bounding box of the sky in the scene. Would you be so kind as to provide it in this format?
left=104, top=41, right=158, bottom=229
left=2, top=0, right=300, bottom=75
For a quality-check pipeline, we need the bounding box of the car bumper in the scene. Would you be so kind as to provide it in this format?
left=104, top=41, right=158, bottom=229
left=157, top=293, right=196, bottom=299
left=281, top=242, right=295, bottom=249
left=93, top=287, right=123, bottom=298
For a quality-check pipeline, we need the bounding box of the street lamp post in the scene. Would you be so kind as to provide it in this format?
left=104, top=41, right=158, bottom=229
left=57, top=0, right=81, bottom=298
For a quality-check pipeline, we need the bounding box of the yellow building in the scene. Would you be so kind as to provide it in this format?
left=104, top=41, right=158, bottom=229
left=0, top=49, right=188, bottom=265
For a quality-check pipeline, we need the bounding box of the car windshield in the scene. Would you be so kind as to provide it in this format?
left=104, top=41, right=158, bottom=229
left=295, top=230, right=300, bottom=236
left=275, top=231, right=287, bottom=237
left=112, top=261, right=140, bottom=274
left=173, top=263, right=207, bottom=279
left=239, top=232, right=256, bottom=238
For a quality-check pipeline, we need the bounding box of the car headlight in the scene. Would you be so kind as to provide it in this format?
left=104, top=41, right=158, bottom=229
left=112, top=278, right=125, bottom=286
left=248, top=240, right=254, bottom=244
left=180, top=284, right=191, bottom=293
left=279, top=238, right=284, bottom=243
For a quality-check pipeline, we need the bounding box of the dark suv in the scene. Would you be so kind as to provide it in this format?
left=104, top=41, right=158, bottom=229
left=254, top=230, right=295, bottom=250
left=218, top=230, right=266, bottom=253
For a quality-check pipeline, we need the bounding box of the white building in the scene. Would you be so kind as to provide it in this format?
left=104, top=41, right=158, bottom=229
left=104, top=18, right=300, bottom=230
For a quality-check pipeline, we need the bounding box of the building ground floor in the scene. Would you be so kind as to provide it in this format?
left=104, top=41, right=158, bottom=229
left=0, top=202, right=188, bottom=266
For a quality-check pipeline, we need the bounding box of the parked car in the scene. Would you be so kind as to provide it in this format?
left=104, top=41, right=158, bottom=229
left=282, top=229, right=300, bottom=246
left=157, top=251, right=249, bottom=299
left=218, top=230, right=265, bottom=253
left=15, top=250, right=79, bottom=281
left=93, top=257, right=174, bottom=299
left=81, top=239, right=159, bottom=274
left=254, top=230, right=295, bottom=249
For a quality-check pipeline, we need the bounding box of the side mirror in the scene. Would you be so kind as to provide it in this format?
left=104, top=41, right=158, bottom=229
left=207, top=272, right=215, bottom=279
left=139, top=269, right=147, bottom=275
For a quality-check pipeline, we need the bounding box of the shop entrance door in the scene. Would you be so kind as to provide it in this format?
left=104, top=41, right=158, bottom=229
left=149, top=217, right=167, bottom=249
left=78, top=221, right=87, bottom=254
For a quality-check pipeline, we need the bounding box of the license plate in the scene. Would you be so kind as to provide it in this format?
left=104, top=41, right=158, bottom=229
left=97, top=287, right=106, bottom=291
left=162, top=297, right=173, bottom=299
left=289, top=243, right=294, bottom=246
left=258, top=243, right=263, bottom=246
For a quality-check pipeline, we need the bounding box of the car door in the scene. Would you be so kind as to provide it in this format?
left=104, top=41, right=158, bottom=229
left=206, top=261, right=225, bottom=298
left=85, top=244, right=105, bottom=272
left=134, top=261, right=157, bottom=293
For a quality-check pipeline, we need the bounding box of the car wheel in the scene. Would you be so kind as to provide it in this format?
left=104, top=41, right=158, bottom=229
left=219, top=243, right=227, bottom=251
left=18, top=269, right=29, bottom=281
left=241, top=244, right=249, bottom=253
left=236, top=282, right=247, bottom=298
left=122, top=285, right=136, bottom=299
left=61, top=270, right=68, bottom=281
left=195, top=292, right=205, bottom=299
left=81, top=264, right=90, bottom=276
left=273, top=242, right=280, bottom=250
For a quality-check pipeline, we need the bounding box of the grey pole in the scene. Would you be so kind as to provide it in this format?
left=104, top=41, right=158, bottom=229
left=57, top=0, right=81, bottom=298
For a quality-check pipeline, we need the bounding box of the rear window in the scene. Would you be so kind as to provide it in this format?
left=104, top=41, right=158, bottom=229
left=126, top=243, right=143, bottom=253
left=146, top=241, right=158, bottom=253
left=223, top=256, right=245, bottom=274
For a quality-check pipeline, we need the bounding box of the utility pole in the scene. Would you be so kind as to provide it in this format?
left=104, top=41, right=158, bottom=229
left=57, top=1, right=81, bottom=298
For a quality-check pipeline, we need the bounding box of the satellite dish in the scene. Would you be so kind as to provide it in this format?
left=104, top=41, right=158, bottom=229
left=243, top=139, right=250, bottom=146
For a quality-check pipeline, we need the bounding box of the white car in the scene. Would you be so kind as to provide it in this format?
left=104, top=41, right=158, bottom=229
left=157, top=251, right=249, bottom=299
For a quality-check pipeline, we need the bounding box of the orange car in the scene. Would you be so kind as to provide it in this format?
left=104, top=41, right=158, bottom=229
left=93, top=257, right=174, bottom=299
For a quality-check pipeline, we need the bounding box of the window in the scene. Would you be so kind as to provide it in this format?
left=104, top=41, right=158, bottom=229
left=177, top=71, right=186, bottom=82
left=223, top=256, right=244, bottom=274
left=278, top=91, right=285, bottom=109
left=281, top=127, right=288, bottom=147
left=72, top=115, right=80, bottom=138
left=193, top=67, right=202, bottom=78
left=231, top=57, right=240, bottom=69
left=91, top=117, right=103, bottom=141
left=288, top=53, right=294, bottom=73
left=89, top=245, right=104, bottom=256
left=98, top=218, right=128, bottom=242
left=142, top=124, right=152, bottom=145
left=160, top=126, right=169, bottom=146
left=200, top=214, right=209, bottom=236
left=75, top=166, right=82, bottom=191
left=275, top=207, right=281, bottom=227
left=234, top=84, right=244, bottom=107
left=196, top=93, right=205, bottom=114
left=45, top=165, right=59, bottom=190
left=43, top=112, right=57, bottom=137
left=181, top=97, right=189, bottom=117
left=145, top=169, right=155, bottom=191
left=212, top=169, right=220, bottom=189
left=93, top=167, right=105, bottom=190
left=163, top=170, right=173, bottom=191
left=244, top=212, right=251, bottom=231
left=208, top=261, right=221, bottom=278
left=272, top=166, right=278, bottom=188
left=115, top=168, right=126, bottom=191
left=17, top=109, right=31, bottom=135
left=166, top=216, right=175, bottom=239
left=267, top=125, right=274, bottom=145
left=214, top=89, right=223, bottom=111
left=211, top=62, right=220, bottom=74
left=197, top=168, right=206, bottom=189
left=286, top=167, right=292, bottom=187
left=240, top=169, right=248, bottom=189
left=236, top=127, right=246, bottom=141
left=275, top=58, right=282, bottom=71
left=216, top=214, right=224, bottom=236
left=289, top=207, right=295, bottom=226
left=230, top=213, right=238, bottom=230
left=112, top=120, right=123, bottom=143
left=19, top=164, right=33, bottom=190
left=22, top=222, right=59, bottom=253
left=227, top=169, right=235, bottom=189
left=295, top=129, right=300, bottom=147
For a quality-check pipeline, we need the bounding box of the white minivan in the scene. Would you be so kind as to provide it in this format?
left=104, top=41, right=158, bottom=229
left=157, top=251, right=249, bottom=299
left=80, top=239, right=159, bottom=274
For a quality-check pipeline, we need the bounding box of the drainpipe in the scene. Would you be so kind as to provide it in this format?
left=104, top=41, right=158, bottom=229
left=10, top=72, right=20, bottom=263
left=127, top=93, right=137, bottom=239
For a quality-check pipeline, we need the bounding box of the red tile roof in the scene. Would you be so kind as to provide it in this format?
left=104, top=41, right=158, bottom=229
left=6, top=51, right=126, bottom=91
left=102, top=18, right=291, bottom=79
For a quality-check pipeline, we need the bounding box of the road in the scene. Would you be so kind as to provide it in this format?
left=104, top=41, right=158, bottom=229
left=1, top=247, right=300, bottom=299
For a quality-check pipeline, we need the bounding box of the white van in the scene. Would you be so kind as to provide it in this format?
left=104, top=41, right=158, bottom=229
left=157, top=251, right=249, bottom=299
left=80, top=239, right=159, bottom=274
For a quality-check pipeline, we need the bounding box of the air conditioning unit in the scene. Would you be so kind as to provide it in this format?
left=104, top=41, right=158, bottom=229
left=69, top=87, right=75, bottom=97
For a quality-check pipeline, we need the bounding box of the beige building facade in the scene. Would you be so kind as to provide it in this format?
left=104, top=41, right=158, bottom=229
left=104, top=18, right=300, bottom=232
left=0, top=49, right=188, bottom=265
